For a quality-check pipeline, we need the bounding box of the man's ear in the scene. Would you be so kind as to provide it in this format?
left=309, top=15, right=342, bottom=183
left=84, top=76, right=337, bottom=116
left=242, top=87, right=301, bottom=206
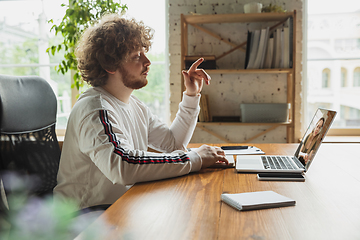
left=105, top=69, right=116, bottom=74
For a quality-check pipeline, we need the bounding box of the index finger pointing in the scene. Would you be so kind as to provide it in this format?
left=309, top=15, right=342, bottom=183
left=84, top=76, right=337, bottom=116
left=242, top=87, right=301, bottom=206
left=189, top=58, right=204, bottom=72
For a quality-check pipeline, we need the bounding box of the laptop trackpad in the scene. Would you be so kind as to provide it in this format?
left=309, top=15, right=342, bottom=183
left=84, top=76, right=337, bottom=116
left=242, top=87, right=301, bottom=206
left=236, top=155, right=264, bottom=169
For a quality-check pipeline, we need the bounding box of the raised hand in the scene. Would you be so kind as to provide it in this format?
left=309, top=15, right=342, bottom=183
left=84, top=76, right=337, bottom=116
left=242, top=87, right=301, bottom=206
left=182, top=58, right=211, bottom=96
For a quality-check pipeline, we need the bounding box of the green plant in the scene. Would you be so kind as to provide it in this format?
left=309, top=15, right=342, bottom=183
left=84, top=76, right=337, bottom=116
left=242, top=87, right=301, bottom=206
left=261, top=4, right=287, bottom=13
left=47, top=0, right=127, bottom=91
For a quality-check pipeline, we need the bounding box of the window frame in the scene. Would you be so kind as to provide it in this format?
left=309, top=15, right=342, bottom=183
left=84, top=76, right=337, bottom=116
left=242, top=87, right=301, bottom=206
left=341, top=67, right=347, bottom=87
left=1, top=0, right=170, bottom=139
left=304, top=0, right=360, bottom=138
left=321, top=68, right=331, bottom=88
left=353, top=67, right=360, bottom=87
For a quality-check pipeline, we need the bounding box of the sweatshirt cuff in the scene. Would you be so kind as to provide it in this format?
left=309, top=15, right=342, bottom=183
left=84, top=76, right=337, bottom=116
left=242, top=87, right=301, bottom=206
left=182, top=92, right=201, bottom=109
left=188, top=150, right=202, bottom=172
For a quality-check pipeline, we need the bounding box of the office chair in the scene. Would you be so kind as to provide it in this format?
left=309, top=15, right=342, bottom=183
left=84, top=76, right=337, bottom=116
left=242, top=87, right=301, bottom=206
left=0, top=74, right=61, bottom=214
left=0, top=75, right=109, bottom=239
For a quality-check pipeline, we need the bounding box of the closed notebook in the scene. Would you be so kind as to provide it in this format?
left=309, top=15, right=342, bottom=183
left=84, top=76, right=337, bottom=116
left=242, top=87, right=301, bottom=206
left=221, top=190, right=295, bottom=211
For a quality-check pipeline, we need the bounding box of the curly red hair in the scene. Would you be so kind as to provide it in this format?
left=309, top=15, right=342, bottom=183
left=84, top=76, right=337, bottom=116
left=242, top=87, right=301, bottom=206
left=75, top=13, right=153, bottom=87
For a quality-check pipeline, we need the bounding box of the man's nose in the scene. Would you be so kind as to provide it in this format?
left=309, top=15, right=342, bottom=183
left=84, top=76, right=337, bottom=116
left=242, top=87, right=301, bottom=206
left=143, top=55, right=151, bottom=66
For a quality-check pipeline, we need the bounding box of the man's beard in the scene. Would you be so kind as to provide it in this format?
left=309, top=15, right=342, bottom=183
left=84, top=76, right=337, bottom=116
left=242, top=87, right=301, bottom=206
left=119, top=66, right=148, bottom=90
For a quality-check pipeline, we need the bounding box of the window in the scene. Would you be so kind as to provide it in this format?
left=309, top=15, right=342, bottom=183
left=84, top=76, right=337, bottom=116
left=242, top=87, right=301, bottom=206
left=307, top=0, right=360, bottom=132
left=0, top=0, right=168, bottom=131
left=322, top=68, right=330, bottom=88
left=354, top=67, right=360, bottom=87
left=335, top=39, right=360, bottom=52
left=123, top=0, right=168, bottom=124
left=341, top=67, right=347, bottom=87
left=0, top=0, right=70, bottom=129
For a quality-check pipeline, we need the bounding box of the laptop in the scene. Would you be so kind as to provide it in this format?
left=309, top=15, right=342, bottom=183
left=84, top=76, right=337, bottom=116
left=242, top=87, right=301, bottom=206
left=236, top=108, right=337, bottom=173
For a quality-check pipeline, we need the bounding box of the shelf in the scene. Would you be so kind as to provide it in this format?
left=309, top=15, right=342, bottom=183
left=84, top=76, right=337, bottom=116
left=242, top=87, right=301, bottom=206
left=181, top=11, right=297, bottom=143
left=203, top=68, right=293, bottom=74
left=183, top=12, right=294, bottom=24
left=196, top=121, right=293, bottom=143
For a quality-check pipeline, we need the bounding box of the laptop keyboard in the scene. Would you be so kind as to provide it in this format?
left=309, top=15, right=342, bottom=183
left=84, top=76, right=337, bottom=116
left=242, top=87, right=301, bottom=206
left=261, top=156, right=298, bottom=170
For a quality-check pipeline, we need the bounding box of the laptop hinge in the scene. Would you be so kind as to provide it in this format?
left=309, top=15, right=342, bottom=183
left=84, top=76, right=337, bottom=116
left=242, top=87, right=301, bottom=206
left=292, top=156, right=305, bottom=170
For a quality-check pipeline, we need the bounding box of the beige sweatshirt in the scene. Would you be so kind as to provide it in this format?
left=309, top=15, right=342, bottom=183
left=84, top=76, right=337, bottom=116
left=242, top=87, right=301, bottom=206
left=54, top=87, right=202, bottom=209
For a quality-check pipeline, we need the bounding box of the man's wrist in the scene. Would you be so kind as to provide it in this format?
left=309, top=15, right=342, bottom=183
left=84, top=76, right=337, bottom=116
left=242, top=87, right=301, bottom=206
left=187, top=150, right=202, bottom=172
left=182, top=92, right=201, bottom=109
left=184, top=91, right=200, bottom=97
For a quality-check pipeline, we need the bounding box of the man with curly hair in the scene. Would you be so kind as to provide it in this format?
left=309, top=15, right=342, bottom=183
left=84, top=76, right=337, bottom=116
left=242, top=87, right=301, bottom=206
left=54, top=13, right=228, bottom=210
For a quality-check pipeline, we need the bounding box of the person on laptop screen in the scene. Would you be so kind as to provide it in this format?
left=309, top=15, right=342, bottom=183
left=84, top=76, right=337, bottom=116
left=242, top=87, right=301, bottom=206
left=295, top=109, right=336, bottom=168
left=297, top=117, right=325, bottom=165
left=236, top=108, right=337, bottom=174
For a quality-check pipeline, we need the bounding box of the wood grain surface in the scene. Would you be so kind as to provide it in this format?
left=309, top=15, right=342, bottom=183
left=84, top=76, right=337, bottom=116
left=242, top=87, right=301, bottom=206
left=77, top=143, right=360, bottom=240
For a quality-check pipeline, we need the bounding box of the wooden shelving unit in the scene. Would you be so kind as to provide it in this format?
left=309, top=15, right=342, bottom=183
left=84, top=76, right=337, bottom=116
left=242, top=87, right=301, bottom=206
left=180, top=11, right=297, bottom=143
left=205, top=69, right=292, bottom=74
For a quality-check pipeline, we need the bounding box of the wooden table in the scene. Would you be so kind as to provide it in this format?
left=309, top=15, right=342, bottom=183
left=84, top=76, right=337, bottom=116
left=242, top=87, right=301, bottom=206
left=78, top=143, right=360, bottom=240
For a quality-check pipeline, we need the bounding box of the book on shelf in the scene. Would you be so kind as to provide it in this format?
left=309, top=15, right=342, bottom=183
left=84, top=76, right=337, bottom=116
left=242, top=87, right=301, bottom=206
left=244, top=30, right=252, bottom=69
left=271, top=29, right=277, bottom=68
left=280, top=28, right=284, bottom=68
left=259, top=27, right=270, bottom=69
left=280, top=17, right=293, bottom=68
left=288, top=17, right=294, bottom=68
left=282, top=26, right=290, bottom=68
left=185, top=55, right=216, bottom=69
left=263, top=36, right=274, bottom=69
left=199, top=94, right=211, bottom=122
left=252, top=27, right=269, bottom=69
left=245, top=16, right=293, bottom=70
left=272, top=28, right=282, bottom=68
left=246, top=29, right=260, bottom=69
left=244, top=28, right=285, bottom=70
left=221, top=190, right=296, bottom=211
left=203, top=94, right=211, bottom=122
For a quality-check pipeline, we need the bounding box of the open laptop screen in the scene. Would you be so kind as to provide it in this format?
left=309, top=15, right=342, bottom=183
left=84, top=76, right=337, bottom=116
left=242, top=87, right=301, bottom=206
left=294, top=108, right=337, bottom=172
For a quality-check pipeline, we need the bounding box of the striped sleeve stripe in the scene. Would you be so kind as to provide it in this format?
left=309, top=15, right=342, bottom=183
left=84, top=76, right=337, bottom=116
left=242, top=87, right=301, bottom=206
left=99, top=110, right=190, bottom=164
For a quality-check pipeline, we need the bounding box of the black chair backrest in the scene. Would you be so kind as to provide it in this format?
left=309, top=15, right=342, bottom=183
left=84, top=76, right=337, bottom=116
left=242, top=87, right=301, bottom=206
left=0, top=75, right=61, bottom=199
